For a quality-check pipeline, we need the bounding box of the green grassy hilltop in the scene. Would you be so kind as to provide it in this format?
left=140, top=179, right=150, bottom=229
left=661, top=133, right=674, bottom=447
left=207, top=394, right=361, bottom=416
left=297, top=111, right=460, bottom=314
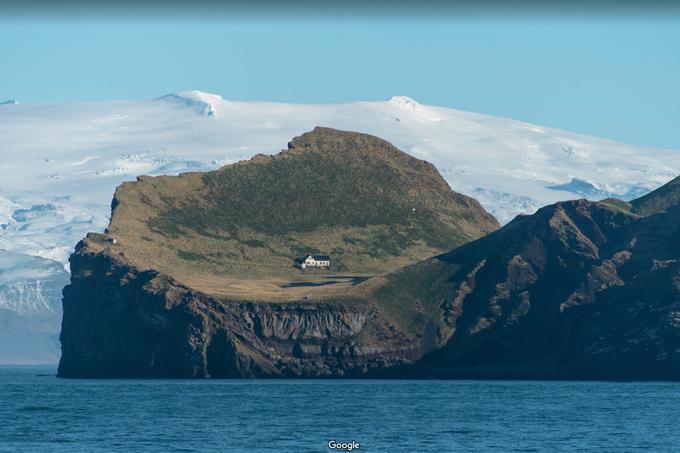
left=104, top=127, right=498, bottom=300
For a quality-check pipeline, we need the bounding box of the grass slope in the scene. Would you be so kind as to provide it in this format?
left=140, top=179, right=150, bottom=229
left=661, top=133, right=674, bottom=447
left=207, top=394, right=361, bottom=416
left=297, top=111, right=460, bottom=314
left=630, top=176, right=680, bottom=216
left=105, top=127, right=498, bottom=300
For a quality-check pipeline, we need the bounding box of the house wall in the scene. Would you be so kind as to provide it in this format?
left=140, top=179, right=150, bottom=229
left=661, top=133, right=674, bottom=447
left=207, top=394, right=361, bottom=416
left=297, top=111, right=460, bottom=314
left=303, top=258, right=330, bottom=267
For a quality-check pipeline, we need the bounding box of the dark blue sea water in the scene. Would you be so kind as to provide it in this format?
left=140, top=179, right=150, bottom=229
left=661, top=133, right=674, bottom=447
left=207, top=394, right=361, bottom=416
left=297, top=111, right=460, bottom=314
left=2, top=366, right=680, bottom=452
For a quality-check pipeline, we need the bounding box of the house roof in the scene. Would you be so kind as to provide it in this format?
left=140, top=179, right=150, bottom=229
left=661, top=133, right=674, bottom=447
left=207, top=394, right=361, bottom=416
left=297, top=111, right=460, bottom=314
left=295, top=254, right=330, bottom=262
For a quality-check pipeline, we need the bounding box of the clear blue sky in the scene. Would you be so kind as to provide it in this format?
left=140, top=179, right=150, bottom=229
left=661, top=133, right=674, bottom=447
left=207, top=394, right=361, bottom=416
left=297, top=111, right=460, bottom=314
left=1, top=7, right=679, bottom=149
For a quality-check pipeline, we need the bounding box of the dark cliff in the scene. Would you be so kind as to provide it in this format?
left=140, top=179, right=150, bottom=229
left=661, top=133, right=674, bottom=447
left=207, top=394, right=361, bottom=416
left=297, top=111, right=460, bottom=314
left=59, top=234, right=424, bottom=378
left=379, top=183, right=680, bottom=379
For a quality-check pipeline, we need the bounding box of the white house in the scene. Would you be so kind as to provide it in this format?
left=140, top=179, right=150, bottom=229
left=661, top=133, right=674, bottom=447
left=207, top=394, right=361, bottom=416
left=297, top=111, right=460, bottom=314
left=294, top=254, right=331, bottom=269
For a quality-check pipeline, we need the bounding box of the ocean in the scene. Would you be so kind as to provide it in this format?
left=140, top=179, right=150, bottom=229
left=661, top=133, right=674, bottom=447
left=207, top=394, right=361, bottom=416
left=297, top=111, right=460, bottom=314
left=1, top=366, right=679, bottom=452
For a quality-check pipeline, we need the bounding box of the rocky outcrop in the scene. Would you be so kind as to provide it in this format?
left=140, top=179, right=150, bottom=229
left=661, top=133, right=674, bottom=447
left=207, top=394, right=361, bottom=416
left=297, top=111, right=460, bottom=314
left=59, top=128, right=497, bottom=378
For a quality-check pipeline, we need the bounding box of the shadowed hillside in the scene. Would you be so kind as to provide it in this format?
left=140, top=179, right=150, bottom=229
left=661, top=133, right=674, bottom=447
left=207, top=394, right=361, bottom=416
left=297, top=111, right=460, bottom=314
left=630, top=175, right=680, bottom=216
left=375, top=175, right=680, bottom=379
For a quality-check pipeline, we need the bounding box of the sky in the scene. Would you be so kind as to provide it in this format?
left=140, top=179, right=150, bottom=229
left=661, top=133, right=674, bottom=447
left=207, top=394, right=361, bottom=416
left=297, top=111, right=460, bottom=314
left=1, top=3, right=679, bottom=149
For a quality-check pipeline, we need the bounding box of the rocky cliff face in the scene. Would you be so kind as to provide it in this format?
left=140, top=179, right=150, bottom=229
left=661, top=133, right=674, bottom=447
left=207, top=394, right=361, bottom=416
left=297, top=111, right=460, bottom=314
left=59, top=234, right=426, bottom=378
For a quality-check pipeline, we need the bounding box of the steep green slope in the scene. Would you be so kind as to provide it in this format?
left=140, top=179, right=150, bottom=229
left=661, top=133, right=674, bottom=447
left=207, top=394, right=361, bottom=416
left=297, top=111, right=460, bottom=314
left=630, top=175, right=680, bottom=216
left=105, top=127, right=499, bottom=295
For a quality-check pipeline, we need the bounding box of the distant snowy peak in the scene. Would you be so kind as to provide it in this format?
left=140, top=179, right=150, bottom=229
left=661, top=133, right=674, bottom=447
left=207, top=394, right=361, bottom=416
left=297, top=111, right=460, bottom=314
left=388, top=95, right=420, bottom=108
left=175, top=89, right=224, bottom=105
left=0, top=251, right=69, bottom=314
left=547, top=178, right=651, bottom=201
left=387, top=95, right=441, bottom=122
left=157, top=90, right=221, bottom=117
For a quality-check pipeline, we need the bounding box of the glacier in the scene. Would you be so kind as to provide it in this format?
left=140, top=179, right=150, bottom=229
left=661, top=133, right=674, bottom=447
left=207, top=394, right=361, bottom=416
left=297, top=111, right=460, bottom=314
left=0, top=251, right=68, bottom=363
left=0, top=90, right=679, bottom=363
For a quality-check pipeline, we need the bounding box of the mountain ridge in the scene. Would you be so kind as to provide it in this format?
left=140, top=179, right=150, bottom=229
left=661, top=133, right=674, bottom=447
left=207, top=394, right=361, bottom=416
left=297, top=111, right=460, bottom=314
left=373, top=180, right=680, bottom=379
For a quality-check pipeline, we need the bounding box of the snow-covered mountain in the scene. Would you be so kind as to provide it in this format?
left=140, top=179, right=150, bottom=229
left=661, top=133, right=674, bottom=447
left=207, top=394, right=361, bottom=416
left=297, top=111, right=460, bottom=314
left=1, top=90, right=679, bottom=363
left=0, top=251, right=68, bottom=363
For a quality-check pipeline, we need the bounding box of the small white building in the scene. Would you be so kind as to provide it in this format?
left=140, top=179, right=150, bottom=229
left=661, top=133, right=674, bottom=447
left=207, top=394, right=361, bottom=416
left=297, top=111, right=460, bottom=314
left=294, top=254, right=331, bottom=269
